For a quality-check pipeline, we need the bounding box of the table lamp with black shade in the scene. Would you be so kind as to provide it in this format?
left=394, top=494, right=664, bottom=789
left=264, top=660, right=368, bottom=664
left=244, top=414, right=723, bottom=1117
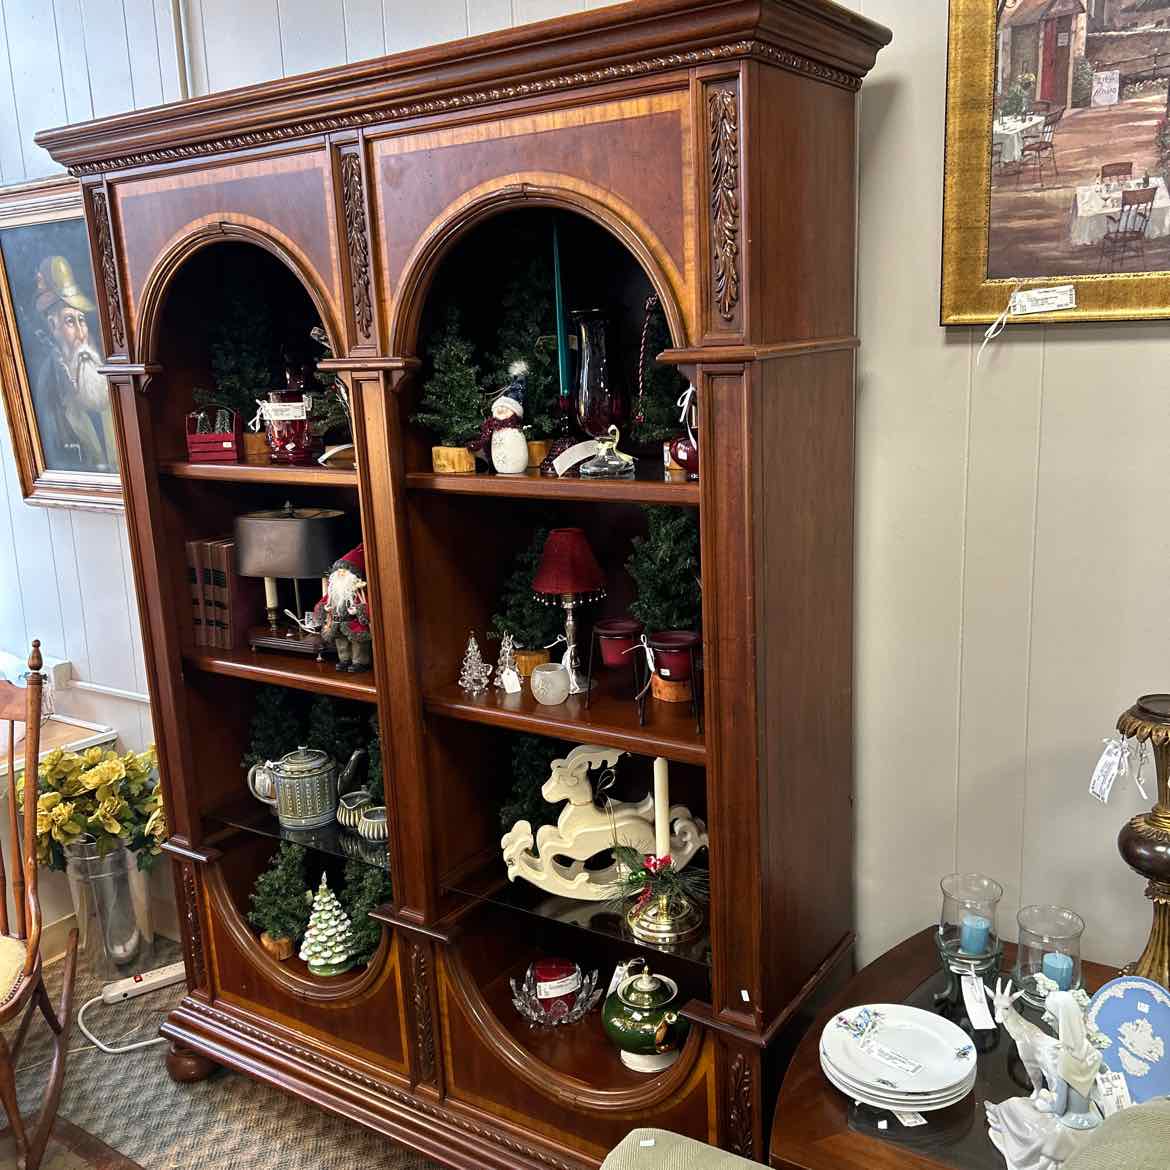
left=532, top=528, right=606, bottom=695
left=234, top=502, right=345, bottom=655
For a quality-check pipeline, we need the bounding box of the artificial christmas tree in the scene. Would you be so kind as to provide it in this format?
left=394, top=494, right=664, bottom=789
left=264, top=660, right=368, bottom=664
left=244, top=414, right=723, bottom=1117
left=411, top=307, right=484, bottom=471
left=490, top=527, right=563, bottom=675
left=299, top=874, right=357, bottom=975
left=458, top=633, right=492, bottom=695
left=341, top=859, right=394, bottom=967
left=247, top=843, right=311, bottom=960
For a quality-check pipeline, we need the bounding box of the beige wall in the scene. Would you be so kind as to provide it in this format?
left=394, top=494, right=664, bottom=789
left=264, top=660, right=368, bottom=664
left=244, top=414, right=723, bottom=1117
left=0, top=0, right=1161, bottom=971
left=855, top=0, right=1164, bottom=968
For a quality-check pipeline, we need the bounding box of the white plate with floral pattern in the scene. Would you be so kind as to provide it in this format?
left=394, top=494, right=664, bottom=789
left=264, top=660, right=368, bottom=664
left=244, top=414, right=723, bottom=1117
left=819, top=1044, right=976, bottom=1102
left=820, top=1004, right=977, bottom=1095
left=820, top=1054, right=975, bottom=1112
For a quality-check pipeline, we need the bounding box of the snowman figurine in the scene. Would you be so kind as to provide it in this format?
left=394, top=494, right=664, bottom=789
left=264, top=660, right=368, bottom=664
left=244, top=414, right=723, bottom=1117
left=469, top=362, right=529, bottom=475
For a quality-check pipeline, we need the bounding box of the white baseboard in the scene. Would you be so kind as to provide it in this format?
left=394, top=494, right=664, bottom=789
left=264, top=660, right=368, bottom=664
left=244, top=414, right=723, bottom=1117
left=40, top=900, right=182, bottom=967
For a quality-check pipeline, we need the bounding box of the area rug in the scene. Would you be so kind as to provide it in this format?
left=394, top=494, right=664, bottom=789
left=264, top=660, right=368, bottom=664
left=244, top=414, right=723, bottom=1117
left=0, top=1118, right=145, bottom=1169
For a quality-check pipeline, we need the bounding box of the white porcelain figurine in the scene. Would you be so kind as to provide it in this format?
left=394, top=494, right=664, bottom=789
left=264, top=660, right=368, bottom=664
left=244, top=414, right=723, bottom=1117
left=985, top=978, right=1107, bottom=1170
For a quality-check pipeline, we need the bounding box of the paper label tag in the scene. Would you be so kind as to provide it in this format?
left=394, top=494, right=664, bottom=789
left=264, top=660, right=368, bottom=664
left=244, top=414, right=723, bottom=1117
left=1090, top=736, right=1126, bottom=804
left=537, top=972, right=582, bottom=999
left=962, top=974, right=997, bottom=1031
left=1010, top=285, right=1076, bottom=316
left=893, top=1110, right=928, bottom=1127
left=863, top=1041, right=923, bottom=1076
left=552, top=439, right=600, bottom=477
left=1092, top=1069, right=1132, bottom=1118
left=607, top=962, right=629, bottom=998
left=500, top=667, right=522, bottom=694
left=263, top=400, right=309, bottom=421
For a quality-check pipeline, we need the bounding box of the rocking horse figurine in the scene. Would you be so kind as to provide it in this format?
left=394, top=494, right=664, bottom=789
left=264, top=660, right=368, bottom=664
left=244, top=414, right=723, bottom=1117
left=501, top=743, right=708, bottom=901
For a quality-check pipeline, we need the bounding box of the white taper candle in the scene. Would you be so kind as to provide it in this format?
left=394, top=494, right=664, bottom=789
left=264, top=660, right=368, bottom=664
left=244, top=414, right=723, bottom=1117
left=653, top=756, right=670, bottom=861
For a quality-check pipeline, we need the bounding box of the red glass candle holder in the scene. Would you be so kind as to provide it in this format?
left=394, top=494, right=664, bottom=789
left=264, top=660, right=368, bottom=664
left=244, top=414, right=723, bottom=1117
left=594, top=617, right=643, bottom=667
left=264, top=390, right=320, bottom=465
left=530, top=958, right=583, bottom=1017
left=648, top=630, right=700, bottom=682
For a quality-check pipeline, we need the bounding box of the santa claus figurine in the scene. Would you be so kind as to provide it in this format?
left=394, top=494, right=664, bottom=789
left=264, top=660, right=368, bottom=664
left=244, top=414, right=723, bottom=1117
left=312, top=545, right=372, bottom=672
left=468, top=362, right=529, bottom=475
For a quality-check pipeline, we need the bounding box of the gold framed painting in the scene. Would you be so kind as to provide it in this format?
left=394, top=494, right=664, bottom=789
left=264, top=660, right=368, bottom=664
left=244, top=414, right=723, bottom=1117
left=943, top=0, right=1170, bottom=324
left=0, top=177, right=120, bottom=510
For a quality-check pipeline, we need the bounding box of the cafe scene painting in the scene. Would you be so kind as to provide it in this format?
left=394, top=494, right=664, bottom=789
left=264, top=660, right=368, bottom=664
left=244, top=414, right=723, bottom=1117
left=991, top=0, right=1170, bottom=277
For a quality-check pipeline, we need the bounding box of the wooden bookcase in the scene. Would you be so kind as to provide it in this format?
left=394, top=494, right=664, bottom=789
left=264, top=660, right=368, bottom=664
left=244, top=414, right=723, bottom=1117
left=38, top=3, right=890, bottom=1166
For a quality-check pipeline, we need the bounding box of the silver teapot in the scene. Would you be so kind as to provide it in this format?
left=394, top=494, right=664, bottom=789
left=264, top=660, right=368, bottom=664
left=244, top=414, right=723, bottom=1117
left=248, top=746, right=337, bottom=830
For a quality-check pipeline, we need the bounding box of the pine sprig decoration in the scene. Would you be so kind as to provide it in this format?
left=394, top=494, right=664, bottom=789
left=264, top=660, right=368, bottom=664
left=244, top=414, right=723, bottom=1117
left=626, top=506, right=702, bottom=633
left=609, top=843, right=709, bottom=909
left=498, top=735, right=571, bottom=832
left=341, top=858, right=393, bottom=966
left=247, top=843, right=311, bottom=944
left=411, top=307, right=486, bottom=447
left=490, top=528, right=564, bottom=650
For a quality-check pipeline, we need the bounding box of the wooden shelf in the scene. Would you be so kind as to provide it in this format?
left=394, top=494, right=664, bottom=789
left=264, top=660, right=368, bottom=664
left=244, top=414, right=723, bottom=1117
left=423, top=672, right=704, bottom=765
left=160, top=456, right=357, bottom=487
left=183, top=646, right=377, bottom=703
left=406, top=467, right=699, bottom=505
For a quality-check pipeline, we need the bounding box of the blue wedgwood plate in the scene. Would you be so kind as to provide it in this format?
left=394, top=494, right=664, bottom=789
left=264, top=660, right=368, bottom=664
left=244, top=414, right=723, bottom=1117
left=1086, top=976, right=1170, bottom=1103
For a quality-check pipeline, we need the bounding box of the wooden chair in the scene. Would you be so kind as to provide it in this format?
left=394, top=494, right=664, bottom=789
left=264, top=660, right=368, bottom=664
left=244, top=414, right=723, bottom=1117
left=1020, top=107, right=1064, bottom=186
left=1029, top=98, right=1053, bottom=116
left=0, top=642, right=78, bottom=1170
left=1099, top=185, right=1158, bottom=272
left=1100, top=161, right=1134, bottom=183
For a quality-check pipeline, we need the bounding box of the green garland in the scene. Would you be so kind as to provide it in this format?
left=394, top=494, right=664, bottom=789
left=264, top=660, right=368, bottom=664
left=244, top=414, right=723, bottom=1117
left=626, top=506, right=702, bottom=632
left=341, top=858, right=393, bottom=966
left=247, top=843, right=312, bottom=943
left=490, top=528, right=564, bottom=650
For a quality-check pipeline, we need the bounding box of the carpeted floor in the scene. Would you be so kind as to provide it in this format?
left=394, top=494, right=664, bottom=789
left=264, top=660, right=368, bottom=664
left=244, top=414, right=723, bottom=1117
left=3, top=939, right=442, bottom=1170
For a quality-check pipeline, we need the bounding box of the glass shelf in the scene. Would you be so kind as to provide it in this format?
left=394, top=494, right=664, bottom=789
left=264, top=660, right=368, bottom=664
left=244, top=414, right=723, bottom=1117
left=444, top=864, right=712, bottom=971
left=211, top=801, right=390, bottom=873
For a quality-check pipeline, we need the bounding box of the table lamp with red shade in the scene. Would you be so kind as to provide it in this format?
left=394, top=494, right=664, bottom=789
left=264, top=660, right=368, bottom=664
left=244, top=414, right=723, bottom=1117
left=532, top=528, right=606, bottom=695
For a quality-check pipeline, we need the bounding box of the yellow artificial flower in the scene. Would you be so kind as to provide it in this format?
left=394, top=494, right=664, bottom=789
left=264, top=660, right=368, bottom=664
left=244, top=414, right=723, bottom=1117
left=79, top=758, right=126, bottom=792
left=81, top=746, right=105, bottom=767
left=48, top=801, right=83, bottom=845
left=90, top=795, right=129, bottom=837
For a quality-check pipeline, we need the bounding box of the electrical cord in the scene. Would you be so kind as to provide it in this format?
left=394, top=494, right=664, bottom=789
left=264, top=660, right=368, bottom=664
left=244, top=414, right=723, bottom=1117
left=76, top=993, right=168, bottom=1055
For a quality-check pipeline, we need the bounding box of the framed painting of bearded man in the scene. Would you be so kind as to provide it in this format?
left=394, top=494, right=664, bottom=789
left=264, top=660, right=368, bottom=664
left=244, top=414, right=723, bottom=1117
left=0, top=177, right=120, bottom=510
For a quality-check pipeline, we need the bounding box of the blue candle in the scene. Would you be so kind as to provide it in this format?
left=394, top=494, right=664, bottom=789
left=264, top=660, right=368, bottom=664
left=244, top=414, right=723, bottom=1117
left=1042, top=950, right=1074, bottom=991
left=959, top=914, right=991, bottom=956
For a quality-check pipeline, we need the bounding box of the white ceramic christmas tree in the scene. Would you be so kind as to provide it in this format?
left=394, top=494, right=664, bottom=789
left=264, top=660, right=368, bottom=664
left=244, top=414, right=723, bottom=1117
left=458, top=632, right=492, bottom=695
left=494, top=631, right=518, bottom=688
left=299, top=874, right=356, bottom=975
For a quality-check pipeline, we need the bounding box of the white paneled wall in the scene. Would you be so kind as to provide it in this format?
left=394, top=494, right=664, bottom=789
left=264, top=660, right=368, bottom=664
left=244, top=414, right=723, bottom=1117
left=0, top=0, right=1162, bottom=968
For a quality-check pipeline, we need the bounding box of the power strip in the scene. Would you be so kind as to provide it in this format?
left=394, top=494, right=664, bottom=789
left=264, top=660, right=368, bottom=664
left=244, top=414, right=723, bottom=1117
left=100, top=961, right=186, bottom=1005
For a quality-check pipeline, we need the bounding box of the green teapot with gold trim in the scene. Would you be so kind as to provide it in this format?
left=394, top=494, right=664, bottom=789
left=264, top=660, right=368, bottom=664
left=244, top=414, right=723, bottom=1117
left=601, top=958, right=689, bottom=1073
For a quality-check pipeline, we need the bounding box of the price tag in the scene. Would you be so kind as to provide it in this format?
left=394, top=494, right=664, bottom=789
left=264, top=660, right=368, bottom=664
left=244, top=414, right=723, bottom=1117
left=863, top=1042, right=923, bottom=1076
left=961, top=974, right=997, bottom=1031
left=607, top=961, right=630, bottom=998
left=1092, top=1069, right=1132, bottom=1118
left=1090, top=735, right=1127, bottom=804
left=552, top=439, right=600, bottom=477
left=1010, top=285, right=1076, bottom=316
left=893, top=1110, right=928, bottom=1127
left=500, top=667, right=522, bottom=694
left=262, top=400, right=309, bottom=421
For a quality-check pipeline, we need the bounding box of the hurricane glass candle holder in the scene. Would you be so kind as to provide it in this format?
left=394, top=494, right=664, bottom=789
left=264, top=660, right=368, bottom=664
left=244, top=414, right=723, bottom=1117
left=1013, top=904, right=1084, bottom=1008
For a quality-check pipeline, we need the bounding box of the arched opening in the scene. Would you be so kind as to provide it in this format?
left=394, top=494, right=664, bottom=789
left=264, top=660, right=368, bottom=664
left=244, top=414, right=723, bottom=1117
left=146, top=242, right=346, bottom=464
left=403, top=206, right=688, bottom=472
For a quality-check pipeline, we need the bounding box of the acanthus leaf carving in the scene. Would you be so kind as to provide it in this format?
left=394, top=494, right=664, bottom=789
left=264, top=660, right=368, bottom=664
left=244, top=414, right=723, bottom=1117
left=91, top=189, right=126, bottom=350
left=727, top=1051, right=754, bottom=1158
left=340, top=152, right=373, bottom=341
left=409, top=939, right=436, bottom=1084
left=708, top=86, right=741, bottom=324
left=181, top=862, right=206, bottom=990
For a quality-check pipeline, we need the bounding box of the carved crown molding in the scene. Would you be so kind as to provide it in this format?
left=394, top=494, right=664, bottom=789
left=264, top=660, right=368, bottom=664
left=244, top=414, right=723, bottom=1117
left=65, top=40, right=860, bottom=177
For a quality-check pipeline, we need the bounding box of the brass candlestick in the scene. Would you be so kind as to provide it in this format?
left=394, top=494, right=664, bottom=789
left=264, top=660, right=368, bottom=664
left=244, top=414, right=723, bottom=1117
left=1116, top=695, right=1170, bottom=990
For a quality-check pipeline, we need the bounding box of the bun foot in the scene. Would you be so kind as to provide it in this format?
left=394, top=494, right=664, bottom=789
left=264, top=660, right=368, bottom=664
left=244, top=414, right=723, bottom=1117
left=165, top=1040, right=219, bottom=1083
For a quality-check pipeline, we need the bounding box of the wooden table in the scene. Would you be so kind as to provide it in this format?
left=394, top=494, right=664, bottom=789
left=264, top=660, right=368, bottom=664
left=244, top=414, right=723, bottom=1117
left=769, top=927, right=1118, bottom=1170
left=0, top=716, right=118, bottom=778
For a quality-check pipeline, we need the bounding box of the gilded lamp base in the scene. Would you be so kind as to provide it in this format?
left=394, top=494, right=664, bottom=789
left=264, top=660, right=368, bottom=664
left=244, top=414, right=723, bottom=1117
left=1115, top=695, right=1170, bottom=992
left=627, top=893, right=703, bottom=946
